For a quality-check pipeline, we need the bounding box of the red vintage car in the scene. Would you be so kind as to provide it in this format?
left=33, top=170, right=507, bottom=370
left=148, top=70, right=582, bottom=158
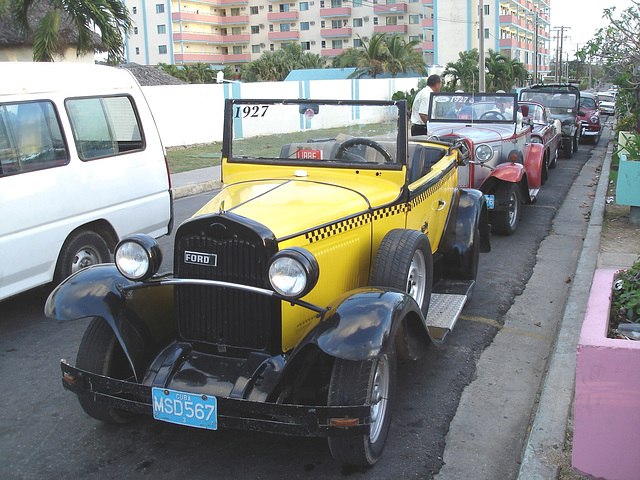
left=578, top=92, right=603, bottom=144
left=426, top=92, right=545, bottom=235
left=518, top=100, right=562, bottom=178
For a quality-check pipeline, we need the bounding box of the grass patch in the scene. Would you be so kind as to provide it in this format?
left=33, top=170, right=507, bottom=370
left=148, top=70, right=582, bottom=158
left=166, top=143, right=222, bottom=173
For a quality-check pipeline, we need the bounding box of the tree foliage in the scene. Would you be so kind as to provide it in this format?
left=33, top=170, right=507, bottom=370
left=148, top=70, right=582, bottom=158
left=333, top=32, right=426, bottom=78
left=442, top=49, right=479, bottom=91
left=241, top=43, right=327, bottom=82
left=12, top=0, right=132, bottom=62
left=583, top=1, right=640, bottom=133
left=443, top=48, right=527, bottom=92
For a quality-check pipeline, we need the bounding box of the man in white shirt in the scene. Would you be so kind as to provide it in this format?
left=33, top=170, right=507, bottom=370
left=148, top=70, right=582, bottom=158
left=411, top=74, right=442, bottom=136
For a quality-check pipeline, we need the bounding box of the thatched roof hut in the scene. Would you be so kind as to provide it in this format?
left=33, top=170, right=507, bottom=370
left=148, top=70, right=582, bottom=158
left=119, top=63, right=188, bottom=86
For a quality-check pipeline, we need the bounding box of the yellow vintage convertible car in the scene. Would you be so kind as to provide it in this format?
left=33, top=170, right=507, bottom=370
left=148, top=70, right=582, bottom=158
left=46, top=99, right=490, bottom=466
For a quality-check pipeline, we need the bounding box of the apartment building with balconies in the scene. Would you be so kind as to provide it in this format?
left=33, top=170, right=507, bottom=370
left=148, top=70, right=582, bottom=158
left=124, top=0, right=550, bottom=80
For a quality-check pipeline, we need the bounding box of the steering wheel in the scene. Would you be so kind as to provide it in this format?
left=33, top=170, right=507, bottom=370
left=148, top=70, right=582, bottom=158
left=479, top=111, right=507, bottom=121
left=334, top=137, right=394, bottom=164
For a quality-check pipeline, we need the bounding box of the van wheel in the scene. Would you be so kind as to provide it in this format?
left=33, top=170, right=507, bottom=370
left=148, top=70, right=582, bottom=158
left=55, top=230, right=110, bottom=284
left=371, top=229, right=433, bottom=318
left=76, top=317, right=137, bottom=424
left=327, top=345, right=397, bottom=466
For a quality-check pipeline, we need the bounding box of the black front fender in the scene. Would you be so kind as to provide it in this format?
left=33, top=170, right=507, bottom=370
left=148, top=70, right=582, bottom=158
left=299, top=288, right=430, bottom=362
left=45, top=265, right=175, bottom=382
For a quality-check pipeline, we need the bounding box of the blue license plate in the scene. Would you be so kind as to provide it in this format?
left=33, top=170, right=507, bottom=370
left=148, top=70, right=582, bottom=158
left=152, top=387, right=217, bottom=430
left=485, top=194, right=495, bottom=209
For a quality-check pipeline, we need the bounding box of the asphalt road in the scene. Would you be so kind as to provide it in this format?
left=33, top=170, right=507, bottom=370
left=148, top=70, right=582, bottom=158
left=0, top=138, right=599, bottom=480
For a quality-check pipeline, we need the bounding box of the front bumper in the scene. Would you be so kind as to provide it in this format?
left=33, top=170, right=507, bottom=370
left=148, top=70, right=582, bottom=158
left=61, top=360, right=370, bottom=437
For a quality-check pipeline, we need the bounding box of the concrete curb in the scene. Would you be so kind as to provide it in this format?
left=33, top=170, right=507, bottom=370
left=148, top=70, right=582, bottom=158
left=516, top=136, right=613, bottom=479
left=172, top=180, right=223, bottom=200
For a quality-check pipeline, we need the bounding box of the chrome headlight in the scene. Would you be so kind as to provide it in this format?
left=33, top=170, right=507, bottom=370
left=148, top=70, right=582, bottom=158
left=115, top=234, right=163, bottom=281
left=590, top=115, right=599, bottom=124
left=475, top=144, right=493, bottom=162
left=268, top=247, right=319, bottom=298
left=530, top=136, right=542, bottom=144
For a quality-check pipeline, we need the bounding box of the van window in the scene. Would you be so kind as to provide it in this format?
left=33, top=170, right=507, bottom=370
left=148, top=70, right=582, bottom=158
left=0, top=101, right=68, bottom=177
left=66, top=95, right=145, bottom=160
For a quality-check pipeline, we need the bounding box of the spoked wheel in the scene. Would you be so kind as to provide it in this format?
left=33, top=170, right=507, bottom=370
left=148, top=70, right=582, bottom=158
left=327, top=346, right=397, bottom=466
left=76, top=317, right=137, bottom=424
left=492, top=183, right=522, bottom=236
left=370, top=229, right=433, bottom=317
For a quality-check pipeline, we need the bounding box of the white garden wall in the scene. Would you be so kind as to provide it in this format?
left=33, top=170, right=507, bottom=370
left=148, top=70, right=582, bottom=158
left=141, top=77, right=422, bottom=147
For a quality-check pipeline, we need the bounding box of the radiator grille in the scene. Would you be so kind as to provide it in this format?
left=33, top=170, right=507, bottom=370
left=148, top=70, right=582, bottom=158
left=175, top=231, right=280, bottom=355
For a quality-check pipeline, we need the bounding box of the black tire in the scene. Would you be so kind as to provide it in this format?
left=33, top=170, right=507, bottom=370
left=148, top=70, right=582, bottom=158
left=55, top=230, right=110, bottom=285
left=573, top=132, right=580, bottom=153
left=370, top=229, right=433, bottom=317
left=76, top=317, right=137, bottom=424
left=563, top=137, right=573, bottom=158
left=541, top=155, right=548, bottom=185
left=327, top=346, right=397, bottom=466
left=593, top=132, right=600, bottom=145
left=549, top=146, right=558, bottom=169
left=492, top=183, right=522, bottom=236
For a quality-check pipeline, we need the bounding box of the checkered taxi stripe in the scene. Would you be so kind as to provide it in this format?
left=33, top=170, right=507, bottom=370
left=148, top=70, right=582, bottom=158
left=303, top=168, right=454, bottom=244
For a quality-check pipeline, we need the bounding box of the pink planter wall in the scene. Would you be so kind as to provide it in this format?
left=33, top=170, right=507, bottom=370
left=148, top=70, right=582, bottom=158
left=573, top=269, right=640, bottom=480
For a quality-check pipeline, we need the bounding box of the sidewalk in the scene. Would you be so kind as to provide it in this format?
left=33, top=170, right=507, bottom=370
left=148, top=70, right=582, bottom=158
left=171, top=165, right=222, bottom=199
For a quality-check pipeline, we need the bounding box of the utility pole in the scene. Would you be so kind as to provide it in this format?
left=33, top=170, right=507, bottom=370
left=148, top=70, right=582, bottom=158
left=533, top=14, right=538, bottom=84
left=478, top=0, right=485, bottom=92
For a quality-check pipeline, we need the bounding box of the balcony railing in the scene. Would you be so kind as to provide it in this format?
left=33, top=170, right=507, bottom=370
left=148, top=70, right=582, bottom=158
left=374, top=24, right=408, bottom=34
left=267, top=30, right=300, bottom=40
left=173, top=52, right=251, bottom=63
left=319, top=7, right=351, bottom=18
left=172, top=12, right=249, bottom=24
left=173, top=32, right=250, bottom=43
left=320, top=27, right=352, bottom=37
left=373, top=4, right=407, bottom=14
left=267, top=11, right=299, bottom=21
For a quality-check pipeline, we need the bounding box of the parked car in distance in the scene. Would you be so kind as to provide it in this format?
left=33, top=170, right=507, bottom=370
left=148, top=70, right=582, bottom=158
left=519, top=100, right=562, bottom=171
left=47, top=98, right=491, bottom=466
left=596, top=92, right=616, bottom=115
left=0, top=63, right=173, bottom=302
left=426, top=92, right=545, bottom=235
left=578, top=92, right=603, bottom=144
left=520, top=84, right=584, bottom=159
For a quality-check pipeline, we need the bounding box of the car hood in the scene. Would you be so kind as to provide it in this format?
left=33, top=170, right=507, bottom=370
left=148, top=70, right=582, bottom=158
left=548, top=112, right=576, bottom=125
left=193, top=174, right=401, bottom=240
left=427, top=123, right=516, bottom=143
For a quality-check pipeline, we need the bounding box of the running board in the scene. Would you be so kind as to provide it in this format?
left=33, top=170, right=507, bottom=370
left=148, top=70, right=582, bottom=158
left=426, top=279, right=475, bottom=344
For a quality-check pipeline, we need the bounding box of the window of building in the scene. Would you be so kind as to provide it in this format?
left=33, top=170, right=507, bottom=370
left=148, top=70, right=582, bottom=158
left=409, top=0, right=418, bottom=3
left=251, top=25, right=260, bottom=34
left=250, top=6, right=258, bottom=14
left=409, top=15, right=419, bottom=24
left=353, top=0, right=362, bottom=5
left=321, top=20, right=326, bottom=28
left=331, top=20, right=342, bottom=28
left=354, top=38, right=363, bottom=47
left=386, top=16, right=397, bottom=25
left=231, top=26, right=241, bottom=34
left=301, top=22, right=310, bottom=30
left=321, top=40, right=326, bottom=48
left=332, top=39, right=343, bottom=49
left=331, top=0, right=342, bottom=7
left=301, top=41, right=310, bottom=50
left=231, top=8, right=240, bottom=15
left=353, top=18, right=363, bottom=27
left=373, top=17, right=378, bottom=25
left=66, top=96, right=144, bottom=161
left=484, top=4, right=489, bottom=15
left=158, top=45, right=167, bottom=54
left=132, top=6, right=137, bottom=14
left=300, top=2, right=309, bottom=11
left=485, top=28, right=490, bottom=39
left=268, top=5, right=273, bottom=12
left=134, top=27, right=138, bottom=34
left=157, top=24, right=166, bottom=34
left=252, top=44, right=261, bottom=53
left=0, top=101, right=68, bottom=176
left=409, top=35, right=421, bottom=42
left=269, top=24, right=274, bottom=31
left=135, top=47, right=140, bottom=54
left=270, top=44, right=275, bottom=51
left=233, top=46, right=242, bottom=54
left=155, top=4, right=164, bottom=14
left=279, top=4, right=290, bottom=12
left=280, top=23, right=291, bottom=32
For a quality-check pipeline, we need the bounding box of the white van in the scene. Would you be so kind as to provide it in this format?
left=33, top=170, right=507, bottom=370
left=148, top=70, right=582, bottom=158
left=0, top=63, right=173, bottom=301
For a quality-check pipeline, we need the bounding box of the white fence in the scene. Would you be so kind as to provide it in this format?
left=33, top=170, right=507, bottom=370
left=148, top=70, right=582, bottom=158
left=141, top=77, right=422, bottom=147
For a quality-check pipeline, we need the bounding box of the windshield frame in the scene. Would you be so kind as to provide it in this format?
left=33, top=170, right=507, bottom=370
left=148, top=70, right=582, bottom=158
left=428, top=92, right=519, bottom=124
left=221, top=98, right=407, bottom=171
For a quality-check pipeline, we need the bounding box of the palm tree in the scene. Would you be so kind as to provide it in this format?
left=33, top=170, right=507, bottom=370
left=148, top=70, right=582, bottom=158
left=337, top=32, right=388, bottom=79
left=241, top=43, right=327, bottom=82
left=384, top=34, right=427, bottom=77
left=13, top=0, right=131, bottom=62
left=485, top=49, right=510, bottom=92
left=443, top=49, right=479, bottom=91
